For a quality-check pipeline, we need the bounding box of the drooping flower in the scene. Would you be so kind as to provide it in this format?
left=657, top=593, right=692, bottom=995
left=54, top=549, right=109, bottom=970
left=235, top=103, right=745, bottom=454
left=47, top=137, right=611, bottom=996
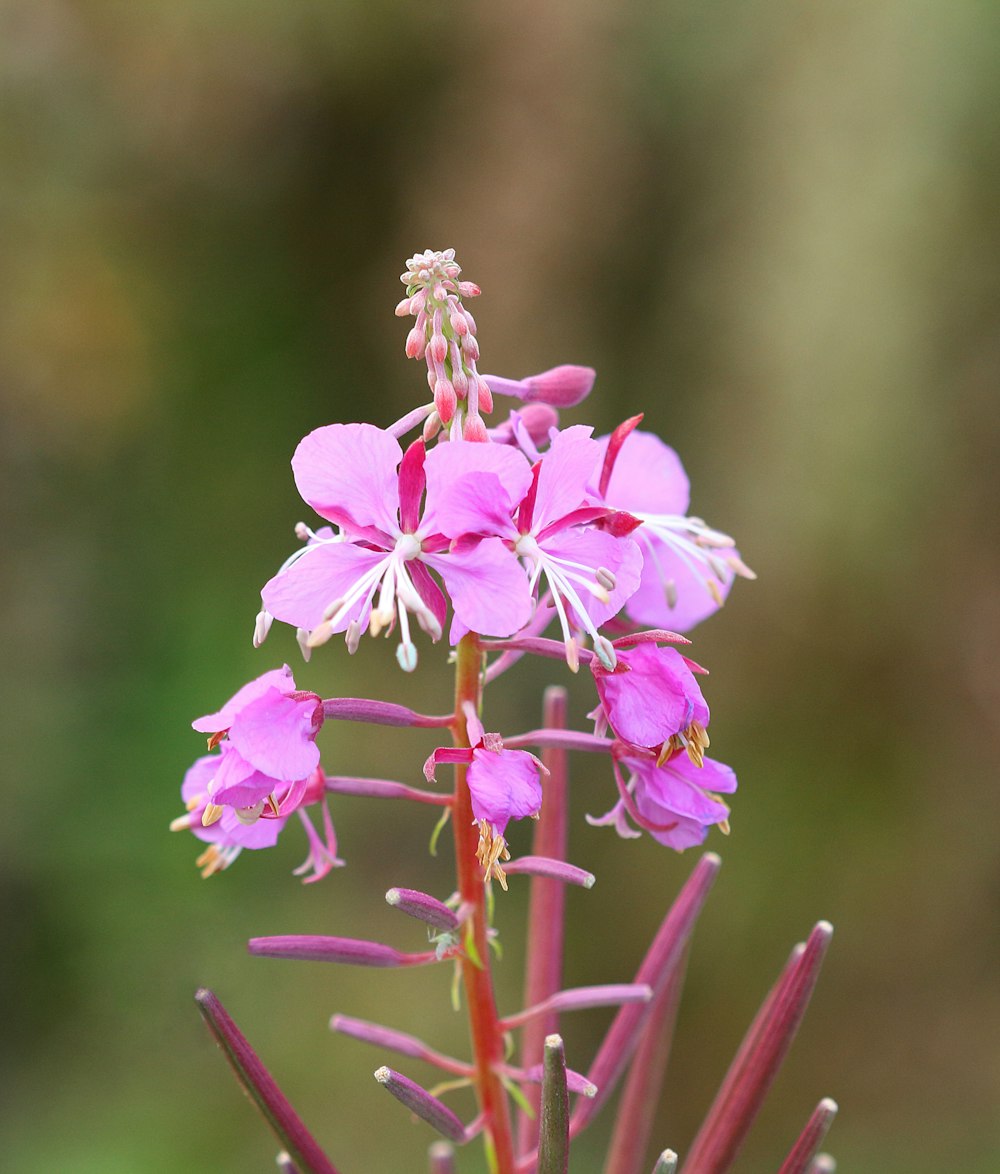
left=173, top=757, right=343, bottom=881
left=595, top=421, right=755, bottom=632
left=588, top=751, right=736, bottom=850
left=424, top=707, right=546, bottom=888
left=591, top=641, right=711, bottom=762
left=260, top=426, right=535, bottom=668
left=191, top=665, right=323, bottom=812
left=431, top=424, right=643, bottom=670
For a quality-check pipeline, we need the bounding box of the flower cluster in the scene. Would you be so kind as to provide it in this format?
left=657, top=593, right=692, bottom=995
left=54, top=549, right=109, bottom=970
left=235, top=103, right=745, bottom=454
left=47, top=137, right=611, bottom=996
left=174, top=249, right=752, bottom=877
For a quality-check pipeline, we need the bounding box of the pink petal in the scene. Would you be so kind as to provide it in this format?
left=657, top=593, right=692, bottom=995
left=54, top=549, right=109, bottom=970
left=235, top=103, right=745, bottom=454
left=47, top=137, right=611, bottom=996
left=532, top=425, right=600, bottom=530
left=261, top=543, right=387, bottom=632
left=208, top=745, right=278, bottom=808
left=625, top=532, right=737, bottom=633
left=426, top=539, right=533, bottom=640
left=192, top=666, right=295, bottom=733
left=467, top=748, right=543, bottom=833
left=228, top=688, right=321, bottom=781
left=595, top=645, right=707, bottom=748
left=596, top=430, right=691, bottom=516
left=423, top=441, right=531, bottom=538
left=632, top=755, right=734, bottom=822
left=292, top=423, right=402, bottom=534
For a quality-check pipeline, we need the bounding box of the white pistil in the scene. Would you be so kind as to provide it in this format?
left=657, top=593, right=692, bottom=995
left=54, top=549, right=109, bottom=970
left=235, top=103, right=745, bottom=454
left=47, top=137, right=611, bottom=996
left=515, top=534, right=618, bottom=671
left=234, top=800, right=266, bottom=826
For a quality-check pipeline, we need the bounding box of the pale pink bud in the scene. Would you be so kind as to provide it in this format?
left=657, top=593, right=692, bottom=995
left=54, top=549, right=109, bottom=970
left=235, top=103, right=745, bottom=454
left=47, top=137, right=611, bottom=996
left=429, top=333, right=448, bottom=363
left=409, top=290, right=427, bottom=313
left=434, top=378, right=457, bottom=423
left=463, top=414, right=488, bottom=443
left=457, top=281, right=480, bottom=297
left=449, top=309, right=468, bottom=336
left=461, top=334, right=480, bottom=361
left=422, top=411, right=443, bottom=442
left=433, top=282, right=446, bottom=301
left=394, top=297, right=411, bottom=317
left=451, top=365, right=469, bottom=396
left=405, top=326, right=426, bottom=359
left=476, top=377, right=493, bottom=415
left=463, top=308, right=478, bottom=335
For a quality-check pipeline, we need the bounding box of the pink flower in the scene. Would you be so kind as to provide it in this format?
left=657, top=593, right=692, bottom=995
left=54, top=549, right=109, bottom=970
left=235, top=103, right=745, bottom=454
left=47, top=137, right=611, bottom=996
left=173, top=757, right=343, bottom=881
left=595, top=422, right=755, bottom=632
left=591, top=642, right=710, bottom=757
left=191, top=666, right=323, bottom=809
left=260, top=425, right=535, bottom=668
left=424, top=706, right=546, bottom=887
left=588, top=751, right=736, bottom=851
left=432, top=425, right=643, bottom=669
left=424, top=736, right=544, bottom=836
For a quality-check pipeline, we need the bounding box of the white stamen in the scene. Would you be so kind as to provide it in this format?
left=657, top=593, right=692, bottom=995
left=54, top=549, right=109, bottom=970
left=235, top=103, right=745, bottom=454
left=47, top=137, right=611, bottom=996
left=252, top=609, right=273, bottom=648
left=296, top=628, right=313, bottom=662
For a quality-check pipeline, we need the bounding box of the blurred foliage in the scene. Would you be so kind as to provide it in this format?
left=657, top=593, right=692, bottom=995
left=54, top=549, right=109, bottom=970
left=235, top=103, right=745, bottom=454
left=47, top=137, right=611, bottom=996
left=2, top=1, right=998, bottom=1171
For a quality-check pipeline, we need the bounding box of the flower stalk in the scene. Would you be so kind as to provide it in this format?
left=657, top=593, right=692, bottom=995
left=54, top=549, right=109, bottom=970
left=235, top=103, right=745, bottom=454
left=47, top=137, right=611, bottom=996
left=450, top=632, right=517, bottom=1172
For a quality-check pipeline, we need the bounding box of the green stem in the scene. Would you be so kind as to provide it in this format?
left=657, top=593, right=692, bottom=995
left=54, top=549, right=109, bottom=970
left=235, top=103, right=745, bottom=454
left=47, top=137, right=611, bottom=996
left=451, top=634, right=516, bottom=1174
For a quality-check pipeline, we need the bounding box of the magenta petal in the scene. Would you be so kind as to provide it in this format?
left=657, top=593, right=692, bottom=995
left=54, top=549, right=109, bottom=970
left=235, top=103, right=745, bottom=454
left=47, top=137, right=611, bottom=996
left=407, top=559, right=448, bottom=638
left=423, top=441, right=531, bottom=538
left=182, top=754, right=221, bottom=805
left=427, top=539, right=533, bottom=640
left=597, top=430, right=691, bottom=516
left=633, top=756, right=734, bottom=822
left=228, top=688, right=321, bottom=780
left=262, top=543, right=387, bottom=632
left=532, top=425, right=599, bottom=529
left=595, top=645, right=705, bottom=747
left=192, top=667, right=295, bottom=733
left=208, top=745, right=278, bottom=808
left=292, top=423, right=402, bottom=533
left=467, top=748, right=543, bottom=833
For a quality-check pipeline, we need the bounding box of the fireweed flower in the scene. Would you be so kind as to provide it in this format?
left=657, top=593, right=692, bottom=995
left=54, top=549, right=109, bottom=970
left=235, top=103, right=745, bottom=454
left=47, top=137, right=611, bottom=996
left=587, top=750, right=736, bottom=850
left=595, top=422, right=755, bottom=632
left=173, top=758, right=342, bottom=882
left=425, top=707, right=545, bottom=888
left=191, top=665, right=323, bottom=813
left=431, top=424, right=643, bottom=670
left=591, top=641, right=711, bottom=764
left=173, top=755, right=291, bottom=877
left=260, top=426, right=535, bottom=669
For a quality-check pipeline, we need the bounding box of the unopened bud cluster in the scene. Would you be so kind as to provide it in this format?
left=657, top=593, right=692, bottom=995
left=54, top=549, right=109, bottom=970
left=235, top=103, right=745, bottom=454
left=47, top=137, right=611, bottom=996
left=396, top=248, right=492, bottom=441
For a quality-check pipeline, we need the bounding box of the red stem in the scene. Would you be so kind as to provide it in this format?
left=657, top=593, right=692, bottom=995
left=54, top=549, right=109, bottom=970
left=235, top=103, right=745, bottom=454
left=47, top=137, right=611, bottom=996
left=517, top=686, right=569, bottom=1157
left=451, top=634, right=516, bottom=1173
left=603, top=949, right=690, bottom=1174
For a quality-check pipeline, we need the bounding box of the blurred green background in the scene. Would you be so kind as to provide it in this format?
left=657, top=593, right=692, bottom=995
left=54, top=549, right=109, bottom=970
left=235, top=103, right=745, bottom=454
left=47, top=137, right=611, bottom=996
left=2, top=1, right=998, bottom=1170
